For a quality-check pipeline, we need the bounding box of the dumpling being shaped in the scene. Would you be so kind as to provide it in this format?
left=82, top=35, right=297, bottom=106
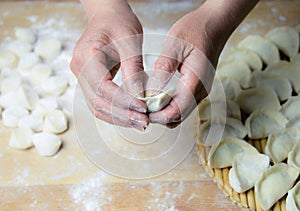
left=229, top=152, right=270, bottom=193
left=245, top=109, right=288, bottom=139
left=198, top=117, right=247, bottom=147
left=265, top=26, right=299, bottom=58
left=208, top=137, right=258, bottom=168
left=236, top=86, right=281, bottom=114
left=265, top=127, right=300, bottom=163
left=216, top=60, right=251, bottom=88
left=198, top=99, right=241, bottom=121
left=255, top=163, right=299, bottom=211
left=238, top=35, right=280, bottom=66
left=251, top=70, right=292, bottom=101
left=223, top=48, right=263, bottom=70
left=288, top=143, right=300, bottom=171
left=281, top=96, right=300, bottom=120
left=286, top=181, right=300, bottom=211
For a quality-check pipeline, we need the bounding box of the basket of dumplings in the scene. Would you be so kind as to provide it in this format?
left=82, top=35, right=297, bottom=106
left=197, top=25, right=300, bottom=211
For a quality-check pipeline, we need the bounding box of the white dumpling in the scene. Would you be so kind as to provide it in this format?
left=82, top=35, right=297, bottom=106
left=18, top=52, right=40, bottom=70
left=251, top=70, right=292, bottom=101
left=9, top=127, right=33, bottom=150
left=43, top=109, right=68, bottom=134
left=2, top=106, right=29, bottom=127
left=265, top=61, right=300, bottom=93
left=207, top=77, right=241, bottom=101
left=7, top=40, right=32, bottom=57
left=198, top=117, right=247, bottom=147
left=238, top=35, right=280, bottom=66
left=245, top=109, right=288, bottom=139
left=255, top=163, right=299, bottom=211
left=229, top=152, right=270, bottom=193
left=18, top=114, right=43, bottom=132
left=208, top=138, right=258, bottom=168
left=287, top=116, right=300, bottom=130
left=216, top=61, right=251, bottom=88
left=198, top=99, right=241, bottom=121
left=288, top=143, right=300, bottom=171
left=265, top=26, right=299, bottom=58
left=27, top=63, right=52, bottom=86
left=0, top=50, right=18, bottom=68
left=236, top=86, right=281, bottom=114
left=34, top=38, right=62, bottom=60
left=282, top=96, right=300, bottom=120
left=32, top=97, right=59, bottom=117
left=0, top=76, right=22, bottom=94
left=37, top=76, right=68, bottom=97
left=15, top=27, right=36, bottom=44
left=286, top=181, right=300, bottom=211
left=224, top=48, right=263, bottom=70
left=32, top=132, right=62, bottom=156
left=265, top=127, right=300, bottom=163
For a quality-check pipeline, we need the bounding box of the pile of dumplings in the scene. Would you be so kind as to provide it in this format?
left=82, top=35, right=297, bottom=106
left=0, top=27, right=76, bottom=157
left=198, top=26, right=300, bottom=211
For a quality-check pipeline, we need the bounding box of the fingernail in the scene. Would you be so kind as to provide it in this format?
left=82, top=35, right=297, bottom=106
left=131, top=119, right=148, bottom=131
left=130, top=103, right=147, bottom=113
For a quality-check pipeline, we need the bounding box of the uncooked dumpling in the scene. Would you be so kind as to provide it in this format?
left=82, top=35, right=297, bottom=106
left=223, top=48, right=263, bottom=70
left=287, top=116, right=300, bottom=130
left=18, top=52, right=40, bottom=70
left=286, top=181, right=300, bottom=211
left=288, top=143, right=300, bottom=171
left=34, top=38, right=62, bottom=60
left=7, top=40, right=32, bottom=57
left=229, top=152, right=270, bottom=193
left=251, top=70, right=292, bottom=101
left=38, top=76, right=68, bottom=97
left=265, top=26, right=299, bottom=58
left=265, top=61, right=300, bottom=93
left=9, top=127, right=33, bottom=150
left=32, top=97, right=59, bottom=117
left=0, top=50, right=18, bottom=68
left=245, top=109, right=288, bottom=139
left=265, top=127, right=300, bottom=163
left=236, top=86, right=281, bottom=114
left=238, top=35, right=280, bottom=66
left=43, top=109, right=68, bottom=134
left=2, top=106, right=29, bottom=127
left=32, top=132, right=62, bottom=156
left=198, top=117, right=247, bottom=147
left=216, top=61, right=251, bottom=88
left=208, top=138, right=258, bottom=168
left=281, top=96, right=300, bottom=120
left=22, top=63, right=52, bottom=86
left=15, top=27, right=36, bottom=44
left=255, top=163, right=299, bottom=211
left=208, top=77, right=241, bottom=101
left=198, top=99, right=241, bottom=121
left=18, top=114, right=43, bottom=132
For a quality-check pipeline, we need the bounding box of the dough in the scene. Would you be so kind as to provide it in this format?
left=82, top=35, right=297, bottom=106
left=265, top=26, right=299, bottom=58
left=238, top=35, right=280, bottom=66
left=34, top=38, right=62, bottom=60
left=286, top=181, right=300, bottom=211
left=281, top=96, right=300, bottom=120
left=229, top=152, right=270, bottom=193
left=32, top=132, right=62, bottom=156
left=208, top=137, right=258, bottom=168
left=265, top=127, right=300, bottom=163
left=139, top=88, right=174, bottom=112
left=251, top=70, right=292, bottom=101
left=38, top=76, right=68, bottom=97
left=15, top=27, right=36, bottom=44
left=18, top=114, right=43, bottom=132
left=288, top=143, right=300, bottom=171
left=2, top=106, right=29, bottom=127
left=236, top=86, right=281, bottom=114
left=255, top=163, right=299, bottom=211
left=43, top=109, right=68, bottom=134
left=245, top=109, right=288, bottom=139
left=9, top=127, right=33, bottom=150
left=0, top=50, right=18, bottom=68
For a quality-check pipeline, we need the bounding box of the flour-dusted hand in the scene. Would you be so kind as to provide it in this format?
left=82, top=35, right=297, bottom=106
left=146, top=0, right=259, bottom=127
left=70, top=0, right=149, bottom=130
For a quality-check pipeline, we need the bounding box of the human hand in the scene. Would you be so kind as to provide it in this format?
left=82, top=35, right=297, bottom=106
left=146, top=0, right=258, bottom=127
left=70, top=0, right=149, bottom=130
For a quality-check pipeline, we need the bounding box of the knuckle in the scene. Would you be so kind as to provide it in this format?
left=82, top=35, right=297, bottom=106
left=154, top=58, right=175, bottom=72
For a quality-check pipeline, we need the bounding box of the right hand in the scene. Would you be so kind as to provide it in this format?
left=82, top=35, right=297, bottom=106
left=70, top=0, right=149, bottom=130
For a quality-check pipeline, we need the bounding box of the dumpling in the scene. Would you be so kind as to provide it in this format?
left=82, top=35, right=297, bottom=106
left=251, top=70, right=292, bottom=101
left=208, top=77, right=241, bottom=101
left=216, top=61, right=251, bottom=88
left=281, top=96, right=300, bottom=120
left=198, top=117, right=247, bottom=147
left=245, top=109, right=288, bottom=139
left=223, top=48, right=263, bottom=70
left=198, top=99, right=241, bottom=121
left=229, top=152, right=270, bottom=193
left=208, top=137, right=258, bottom=168
left=265, top=61, right=300, bottom=93
left=288, top=143, right=300, bottom=171
left=265, top=127, right=300, bottom=163
left=255, top=163, right=299, bottom=211
left=0, top=50, right=18, bottom=68
left=287, top=116, right=300, bottom=130
left=265, top=26, right=299, bottom=58
left=236, top=86, right=281, bottom=114
left=286, top=181, right=300, bottom=211
left=238, top=35, right=280, bottom=66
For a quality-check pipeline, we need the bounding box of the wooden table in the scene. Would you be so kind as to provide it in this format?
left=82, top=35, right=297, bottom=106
left=0, top=1, right=299, bottom=210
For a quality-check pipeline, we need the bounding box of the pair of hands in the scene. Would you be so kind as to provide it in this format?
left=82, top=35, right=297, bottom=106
left=70, top=0, right=258, bottom=130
